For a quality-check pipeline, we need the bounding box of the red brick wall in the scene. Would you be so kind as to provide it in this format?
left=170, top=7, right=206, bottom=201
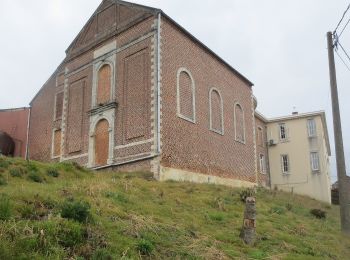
left=255, top=115, right=270, bottom=186
left=29, top=74, right=59, bottom=161
left=29, top=13, right=155, bottom=169
left=161, top=18, right=256, bottom=183
left=0, top=107, right=30, bottom=158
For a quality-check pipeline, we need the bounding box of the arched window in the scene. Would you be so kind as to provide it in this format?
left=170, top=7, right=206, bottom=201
left=234, top=103, right=245, bottom=143
left=209, top=88, right=224, bottom=135
left=177, top=68, right=196, bottom=122
left=97, top=64, right=112, bottom=105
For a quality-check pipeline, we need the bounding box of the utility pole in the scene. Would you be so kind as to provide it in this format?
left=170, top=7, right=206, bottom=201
left=327, top=31, right=350, bottom=236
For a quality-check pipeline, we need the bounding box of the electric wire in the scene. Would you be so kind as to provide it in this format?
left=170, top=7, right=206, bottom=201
left=339, top=17, right=350, bottom=38
left=338, top=41, right=350, bottom=63
left=335, top=50, right=350, bottom=72
left=334, top=3, right=350, bottom=34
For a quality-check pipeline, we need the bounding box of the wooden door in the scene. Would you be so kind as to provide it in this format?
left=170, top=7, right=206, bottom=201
left=94, top=119, right=109, bottom=166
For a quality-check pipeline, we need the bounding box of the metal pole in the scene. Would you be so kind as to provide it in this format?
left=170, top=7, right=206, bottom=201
left=327, top=31, right=350, bottom=235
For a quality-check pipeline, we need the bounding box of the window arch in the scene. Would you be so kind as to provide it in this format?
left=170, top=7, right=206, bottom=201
left=97, top=64, right=112, bottom=105
left=234, top=103, right=245, bottom=143
left=177, top=68, right=196, bottom=122
left=209, top=88, right=224, bottom=135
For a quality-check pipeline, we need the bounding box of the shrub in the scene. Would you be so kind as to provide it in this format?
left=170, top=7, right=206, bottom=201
left=0, top=158, right=10, bottom=169
left=10, top=167, right=26, bottom=178
left=208, top=212, right=225, bottom=222
left=286, top=203, right=293, bottom=211
left=0, top=175, right=7, bottom=186
left=137, top=239, right=154, bottom=256
left=310, top=209, right=326, bottom=219
left=270, top=206, right=286, bottom=215
left=61, top=200, right=91, bottom=223
left=239, top=188, right=256, bottom=202
left=46, top=168, right=60, bottom=178
left=57, top=220, right=85, bottom=247
left=91, top=248, right=113, bottom=260
left=0, top=194, right=12, bottom=220
left=28, top=172, right=43, bottom=183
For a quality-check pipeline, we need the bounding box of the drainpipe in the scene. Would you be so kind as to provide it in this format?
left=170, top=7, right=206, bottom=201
left=25, top=107, right=31, bottom=161
left=156, top=12, right=161, bottom=154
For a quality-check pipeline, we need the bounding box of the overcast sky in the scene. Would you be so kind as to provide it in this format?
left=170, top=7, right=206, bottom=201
left=1, top=0, right=349, bottom=182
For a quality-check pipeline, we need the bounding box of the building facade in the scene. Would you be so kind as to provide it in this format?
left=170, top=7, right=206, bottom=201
left=265, top=112, right=332, bottom=203
left=28, top=0, right=259, bottom=187
left=0, top=107, right=30, bottom=158
left=25, top=0, right=332, bottom=201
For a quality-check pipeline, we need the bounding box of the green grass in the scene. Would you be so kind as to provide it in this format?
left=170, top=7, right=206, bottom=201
left=0, top=156, right=349, bottom=259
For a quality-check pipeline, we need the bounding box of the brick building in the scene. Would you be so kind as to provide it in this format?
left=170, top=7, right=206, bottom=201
left=28, top=0, right=267, bottom=187
left=0, top=107, right=30, bottom=158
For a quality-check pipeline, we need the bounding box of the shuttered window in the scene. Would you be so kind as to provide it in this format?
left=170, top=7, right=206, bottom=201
left=55, top=92, right=64, bottom=120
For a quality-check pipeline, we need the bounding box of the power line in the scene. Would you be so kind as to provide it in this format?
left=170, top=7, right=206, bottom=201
left=334, top=3, right=350, bottom=33
left=338, top=41, right=350, bottom=63
left=339, top=17, right=350, bottom=38
left=335, top=50, right=350, bottom=72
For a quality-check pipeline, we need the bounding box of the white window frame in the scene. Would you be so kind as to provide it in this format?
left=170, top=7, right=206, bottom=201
left=307, top=118, right=317, bottom=137
left=176, top=68, right=196, bottom=123
left=209, top=87, right=224, bottom=135
left=234, top=102, right=246, bottom=144
left=279, top=123, right=288, bottom=142
left=259, top=154, right=266, bottom=174
left=281, top=154, right=290, bottom=174
left=310, top=152, right=320, bottom=172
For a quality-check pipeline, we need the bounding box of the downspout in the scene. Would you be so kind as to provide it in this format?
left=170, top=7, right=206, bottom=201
left=25, top=107, right=31, bottom=160
left=156, top=12, right=161, bottom=154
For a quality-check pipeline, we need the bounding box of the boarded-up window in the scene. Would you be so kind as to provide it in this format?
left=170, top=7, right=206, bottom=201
left=53, top=129, right=62, bottom=157
left=235, top=103, right=245, bottom=143
left=67, top=80, right=85, bottom=154
left=124, top=50, right=147, bottom=140
left=177, top=69, right=195, bottom=122
left=55, top=92, right=64, bottom=120
left=95, top=119, right=109, bottom=166
left=209, top=88, right=223, bottom=134
left=97, top=64, right=112, bottom=105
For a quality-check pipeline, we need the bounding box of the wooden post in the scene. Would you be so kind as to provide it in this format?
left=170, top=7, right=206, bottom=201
left=327, top=32, right=350, bottom=235
left=240, top=197, right=256, bottom=245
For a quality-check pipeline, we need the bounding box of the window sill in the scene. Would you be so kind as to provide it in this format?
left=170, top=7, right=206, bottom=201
left=177, top=114, right=196, bottom=124
left=279, top=139, right=290, bottom=143
left=210, top=128, right=224, bottom=136
left=235, top=139, right=246, bottom=145
left=282, top=172, right=291, bottom=176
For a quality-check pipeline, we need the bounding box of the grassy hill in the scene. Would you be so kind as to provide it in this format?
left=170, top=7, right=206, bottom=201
left=0, top=157, right=349, bottom=259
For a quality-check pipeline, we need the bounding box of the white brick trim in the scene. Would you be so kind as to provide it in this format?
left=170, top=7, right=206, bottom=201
left=176, top=67, right=196, bottom=123
left=92, top=57, right=116, bottom=108
left=209, top=87, right=224, bottom=135
left=233, top=102, right=246, bottom=144
left=88, top=111, right=115, bottom=168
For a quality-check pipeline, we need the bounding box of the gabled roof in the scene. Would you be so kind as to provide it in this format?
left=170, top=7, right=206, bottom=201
left=65, top=0, right=253, bottom=86
left=31, top=0, right=253, bottom=105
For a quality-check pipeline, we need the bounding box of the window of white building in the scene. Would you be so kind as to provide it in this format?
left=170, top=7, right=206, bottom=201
left=310, top=152, right=320, bottom=171
left=279, top=123, right=288, bottom=141
left=281, top=154, right=290, bottom=174
left=307, top=119, right=317, bottom=137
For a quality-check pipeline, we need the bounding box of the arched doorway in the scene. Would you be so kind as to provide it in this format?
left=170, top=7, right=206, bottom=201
left=94, top=119, right=109, bottom=167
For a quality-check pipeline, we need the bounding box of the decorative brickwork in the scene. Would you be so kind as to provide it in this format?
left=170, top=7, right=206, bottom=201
left=234, top=103, right=245, bottom=143
left=54, top=92, right=64, bottom=120
left=209, top=88, right=224, bottom=135
left=53, top=129, right=62, bottom=158
left=177, top=68, right=195, bottom=122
